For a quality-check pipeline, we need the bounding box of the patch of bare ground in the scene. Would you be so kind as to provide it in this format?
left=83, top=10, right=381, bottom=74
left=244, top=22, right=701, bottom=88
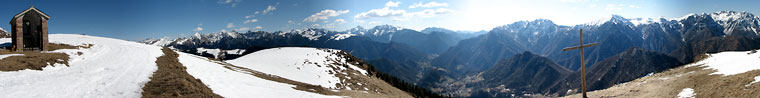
left=141, top=47, right=222, bottom=98
left=194, top=49, right=411, bottom=98
left=0, top=43, right=89, bottom=71
left=562, top=63, right=760, bottom=98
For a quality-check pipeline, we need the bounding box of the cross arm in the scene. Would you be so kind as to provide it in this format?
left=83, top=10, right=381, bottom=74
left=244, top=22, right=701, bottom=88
left=562, top=42, right=598, bottom=51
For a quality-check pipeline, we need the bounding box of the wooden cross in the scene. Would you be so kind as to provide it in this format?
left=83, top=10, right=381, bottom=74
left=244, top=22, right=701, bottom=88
left=562, top=29, right=597, bottom=98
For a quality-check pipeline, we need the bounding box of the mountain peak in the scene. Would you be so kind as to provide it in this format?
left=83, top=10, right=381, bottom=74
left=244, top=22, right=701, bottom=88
left=610, top=14, right=627, bottom=20
left=493, top=19, right=558, bottom=32
left=608, top=14, right=631, bottom=24
left=711, top=10, right=756, bottom=22
left=371, top=24, right=402, bottom=30
left=193, top=32, right=202, bottom=39
left=584, top=14, right=632, bottom=26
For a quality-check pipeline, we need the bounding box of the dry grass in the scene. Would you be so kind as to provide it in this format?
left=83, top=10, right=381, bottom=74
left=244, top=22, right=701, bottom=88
left=561, top=64, right=760, bottom=98
left=141, top=47, right=222, bottom=98
left=0, top=43, right=87, bottom=71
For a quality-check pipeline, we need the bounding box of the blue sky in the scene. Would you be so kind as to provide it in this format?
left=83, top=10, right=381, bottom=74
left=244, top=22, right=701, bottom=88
left=1, top=0, right=759, bottom=40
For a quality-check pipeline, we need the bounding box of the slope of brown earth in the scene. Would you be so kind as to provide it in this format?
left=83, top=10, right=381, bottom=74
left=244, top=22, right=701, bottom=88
left=0, top=43, right=88, bottom=71
left=561, top=64, right=760, bottom=97
left=141, top=47, right=222, bottom=98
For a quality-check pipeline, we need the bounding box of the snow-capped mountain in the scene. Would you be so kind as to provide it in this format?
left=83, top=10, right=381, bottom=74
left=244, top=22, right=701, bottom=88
left=710, top=11, right=760, bottom=37
left=584, top=15, right=639, bottom=27
left=143, top=24, right=472, bottom=59
left=343, top=25, right=403, bottom=43
left=141, top=37, right=174, bottom=46
left=435, top=11, right=760, bottom=73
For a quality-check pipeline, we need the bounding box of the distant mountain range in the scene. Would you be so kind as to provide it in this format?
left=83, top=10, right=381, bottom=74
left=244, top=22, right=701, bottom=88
left=144, top=11, right=760, bottom=97
left=435, top=11, right=760, bottom=75
left=142, top=25, right=484, bottom=83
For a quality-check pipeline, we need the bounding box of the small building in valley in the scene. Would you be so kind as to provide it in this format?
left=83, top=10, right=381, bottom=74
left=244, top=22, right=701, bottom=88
left=9, top=6, right=50, bottom=51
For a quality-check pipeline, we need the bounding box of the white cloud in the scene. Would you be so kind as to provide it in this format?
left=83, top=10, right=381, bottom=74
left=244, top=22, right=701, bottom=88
left=628, top=5, right=641, bottom=8
left=605, top=4, right=624, bottom=11
left=355, top=1, right=453, bottom=19
left=249, top=3, right=279, bottom=18
left=304, top=9, right=350, bottom=22
left=354, top=7, right=407, bottom=18
left=335, top=19, right=345, bottom=23
left=355, top=20, right=366, bottom=23
left=288, top=20, right=295, bottom=24
left=227, top=23, right=235, bottom=28
left=312, top=24, right=320, bottom=27
left=194, top=27, right=204, bottom=31
left=236, top=27, right=250, bottom=31
left=410, top=8, right=453, bottom=17
left=369, top=21, right=379, bottom=24
left=409, top=2, right=448, bottom=8
left=218, top=0, right=234, bottom=4
left=255, top=26, right=263, bottom=30
left=244, top=19, right=258, bottom=24
left=218, top=0, right=241, bottom=7
left=261, top=5, right=277, bottom=14
left=385, top=1, right=401, bottom=7
left=221, top=29, right=227, bottom=32
left=392, top=18, right=405, bottom=22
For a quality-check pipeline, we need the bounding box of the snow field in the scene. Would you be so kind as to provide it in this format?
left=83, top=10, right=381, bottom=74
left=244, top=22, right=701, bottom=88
left=177, top=51, right=340, bottom=98
left=686, top=50, right=760, bottom=76
left=677, top=88, right=695, bottom=98
left=0, top=34, right=163, bottom=98
left=227, top=47, right=367, bottom=89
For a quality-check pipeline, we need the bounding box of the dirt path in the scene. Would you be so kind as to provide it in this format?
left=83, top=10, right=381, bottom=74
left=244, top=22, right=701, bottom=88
left=141, top=47, right=222, bottom=98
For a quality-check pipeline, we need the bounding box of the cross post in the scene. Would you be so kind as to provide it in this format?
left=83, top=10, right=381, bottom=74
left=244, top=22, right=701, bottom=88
left=562, top=29, right=597, bottom=98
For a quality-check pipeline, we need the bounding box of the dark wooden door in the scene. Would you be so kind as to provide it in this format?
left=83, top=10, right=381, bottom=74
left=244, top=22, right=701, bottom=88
left=22, top=12, right=42, bottom=50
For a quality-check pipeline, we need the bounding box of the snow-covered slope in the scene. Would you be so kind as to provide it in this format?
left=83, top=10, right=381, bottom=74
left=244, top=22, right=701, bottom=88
left=686, top=50, right=760, bottom=75
left=0, top=34, right=163, bottom=98
left=0, top=34, right=409, bottom=98
left=177, top=51, right=341, bottom=98
left=227, top=47, right=367, bottom=89
left=182, top=47, right=411, bottom=98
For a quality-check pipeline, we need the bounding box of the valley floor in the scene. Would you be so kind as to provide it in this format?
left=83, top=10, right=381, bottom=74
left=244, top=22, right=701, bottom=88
left=563, top=50, right=760, bottom=97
